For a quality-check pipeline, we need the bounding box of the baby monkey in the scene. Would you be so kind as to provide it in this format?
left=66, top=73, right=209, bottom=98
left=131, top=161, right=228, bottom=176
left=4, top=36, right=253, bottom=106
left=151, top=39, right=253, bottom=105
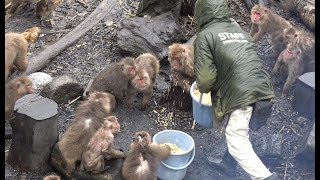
left=80, top=116, right=125, bottom=174
left=271, top=43, right=304, bottom=96
left=168, top=43, right=195, bottom=92
left=122, top=131, right=171, bottom=180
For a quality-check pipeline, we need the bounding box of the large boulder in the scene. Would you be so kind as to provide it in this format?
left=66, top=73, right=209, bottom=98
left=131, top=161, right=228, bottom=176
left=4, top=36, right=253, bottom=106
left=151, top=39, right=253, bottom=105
left=40, top=75, right=84, bottom=104
left=117, top=12, right=184, bottom=60
left=136, top=0, right=182, bottom=17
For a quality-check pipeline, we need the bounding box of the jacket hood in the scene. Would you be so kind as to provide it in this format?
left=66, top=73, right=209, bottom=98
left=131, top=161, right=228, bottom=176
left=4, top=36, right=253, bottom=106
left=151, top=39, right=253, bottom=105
left=194, top=0, right=230, bottom=29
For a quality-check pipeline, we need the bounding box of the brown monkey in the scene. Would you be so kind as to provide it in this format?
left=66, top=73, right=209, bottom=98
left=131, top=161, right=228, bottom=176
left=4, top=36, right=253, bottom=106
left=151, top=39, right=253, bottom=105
left=5, top=76, right=33, bottom=121
left=5, top=33, right=29, bottom=81
left=58, top=92, right=116, bottom=177
left=89, top=57, right=137, bottom=100
left=249, top=4, right=292, bottom=57
left=21, top=27, right=42, bottom=43
left=271, top=43, right=304, bottom=96
left=126, top=53, right=160, bottom=109
left=36, top=0, right=64, bottom=18
left=283, top=27, right=315, bottom=72
left=80, top=116, right=125, bottom=174
left=135, top=53, right=160, bottom=82
left=168, top=43, right=195, bottom=92
left=43, top=174, right=61, bottom=180
left=122, top=131, right=171, bottom=180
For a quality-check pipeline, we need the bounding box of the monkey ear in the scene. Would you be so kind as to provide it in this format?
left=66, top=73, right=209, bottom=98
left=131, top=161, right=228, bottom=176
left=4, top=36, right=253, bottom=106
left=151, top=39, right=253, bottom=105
left=15, top=81, right=22, bottom=89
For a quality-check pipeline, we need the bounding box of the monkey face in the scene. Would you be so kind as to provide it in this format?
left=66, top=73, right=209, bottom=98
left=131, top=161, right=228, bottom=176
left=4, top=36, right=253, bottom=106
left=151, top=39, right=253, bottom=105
left=251, top=5, right=267, bottom=23
left=131, top=70, right=151, bottom=91
left=285, top=48, right=300, bottom=60
left=170, top=58, right=183, bottom=71
left=104, top=116, right=120, bottom=133
left=16, top=77, right=33, bottom=95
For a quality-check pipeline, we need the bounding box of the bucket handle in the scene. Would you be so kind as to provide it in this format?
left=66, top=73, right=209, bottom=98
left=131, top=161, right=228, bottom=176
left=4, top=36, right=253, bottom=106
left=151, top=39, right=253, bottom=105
left=160, top=147, right=196, bottom=170
left=199, top=93, right=203, bottom=108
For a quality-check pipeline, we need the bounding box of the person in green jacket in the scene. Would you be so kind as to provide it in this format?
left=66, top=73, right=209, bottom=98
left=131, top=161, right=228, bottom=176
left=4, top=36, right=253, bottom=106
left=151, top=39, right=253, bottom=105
left=194, top=0, right=279, bottom=179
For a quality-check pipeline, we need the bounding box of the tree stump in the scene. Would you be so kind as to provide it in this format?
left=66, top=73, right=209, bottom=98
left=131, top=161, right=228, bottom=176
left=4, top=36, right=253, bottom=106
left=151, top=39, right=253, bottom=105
left=7, top=94, right=58, bottom=174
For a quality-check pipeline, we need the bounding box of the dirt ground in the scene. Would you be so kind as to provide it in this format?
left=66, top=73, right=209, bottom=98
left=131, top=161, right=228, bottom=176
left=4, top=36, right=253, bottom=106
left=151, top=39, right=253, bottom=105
left=5, top=0, right=315, bottom=179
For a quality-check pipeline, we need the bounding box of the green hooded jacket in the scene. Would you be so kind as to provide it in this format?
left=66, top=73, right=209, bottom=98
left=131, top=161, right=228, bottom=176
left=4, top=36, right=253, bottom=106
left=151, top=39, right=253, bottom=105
left=194, top=0, right=275, bottom=127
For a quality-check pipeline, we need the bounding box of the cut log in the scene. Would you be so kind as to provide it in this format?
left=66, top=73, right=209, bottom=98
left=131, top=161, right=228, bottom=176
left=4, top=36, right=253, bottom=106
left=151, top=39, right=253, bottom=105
left=7, top=94, right=58, bottom=173
left=7, top=0, right=121, bottom=82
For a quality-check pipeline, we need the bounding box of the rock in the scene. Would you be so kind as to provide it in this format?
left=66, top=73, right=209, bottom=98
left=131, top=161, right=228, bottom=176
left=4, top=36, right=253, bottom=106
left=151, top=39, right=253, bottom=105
left=7, top=94, right=58, bottom=174
left=28, top=72, right=53, bottom=94
left=117, top=12, right=184, bottom=60
left=292, top=72, right=315, bottom=119
left=40, top=75, right=84, bottom=104
left=181, top=0, right=197, bottom=16
left=136, top=0, right=182, bottom=17
left=295, top=120, right=314, bottom=167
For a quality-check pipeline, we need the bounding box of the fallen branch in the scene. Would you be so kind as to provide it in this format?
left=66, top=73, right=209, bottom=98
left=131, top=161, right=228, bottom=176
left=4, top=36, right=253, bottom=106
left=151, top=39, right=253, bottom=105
left=284, top=162, right=288, bottom=180
left=7, top=0, right=120, bottom=81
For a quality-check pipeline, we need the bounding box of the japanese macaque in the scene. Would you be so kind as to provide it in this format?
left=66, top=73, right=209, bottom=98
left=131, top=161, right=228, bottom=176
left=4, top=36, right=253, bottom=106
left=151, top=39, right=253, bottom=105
left=126, top=53, right=160, bottom=109
left=36, top=0, right=64, bottom=18
left=122, top=131, right=171, bottom=180
left=5, top=76, right=33, bottom=121
left=80, top=116, right=125, bottom=174
left=271, top=43, right=304, bottom=96
left=43, top=174, right=61, bottom=180
left=168, top=43, right=195, bottom=92
left=21, top=27, right=42, bottom=44
left=89, top=57, right=137, bottom=100
left=58, top=92, right=117, bottom=177
left=5, top=33, right=29, bottom=81
left=249, top=4, right=292, bottom=57
left=283, top=27, right=315, bottom=72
